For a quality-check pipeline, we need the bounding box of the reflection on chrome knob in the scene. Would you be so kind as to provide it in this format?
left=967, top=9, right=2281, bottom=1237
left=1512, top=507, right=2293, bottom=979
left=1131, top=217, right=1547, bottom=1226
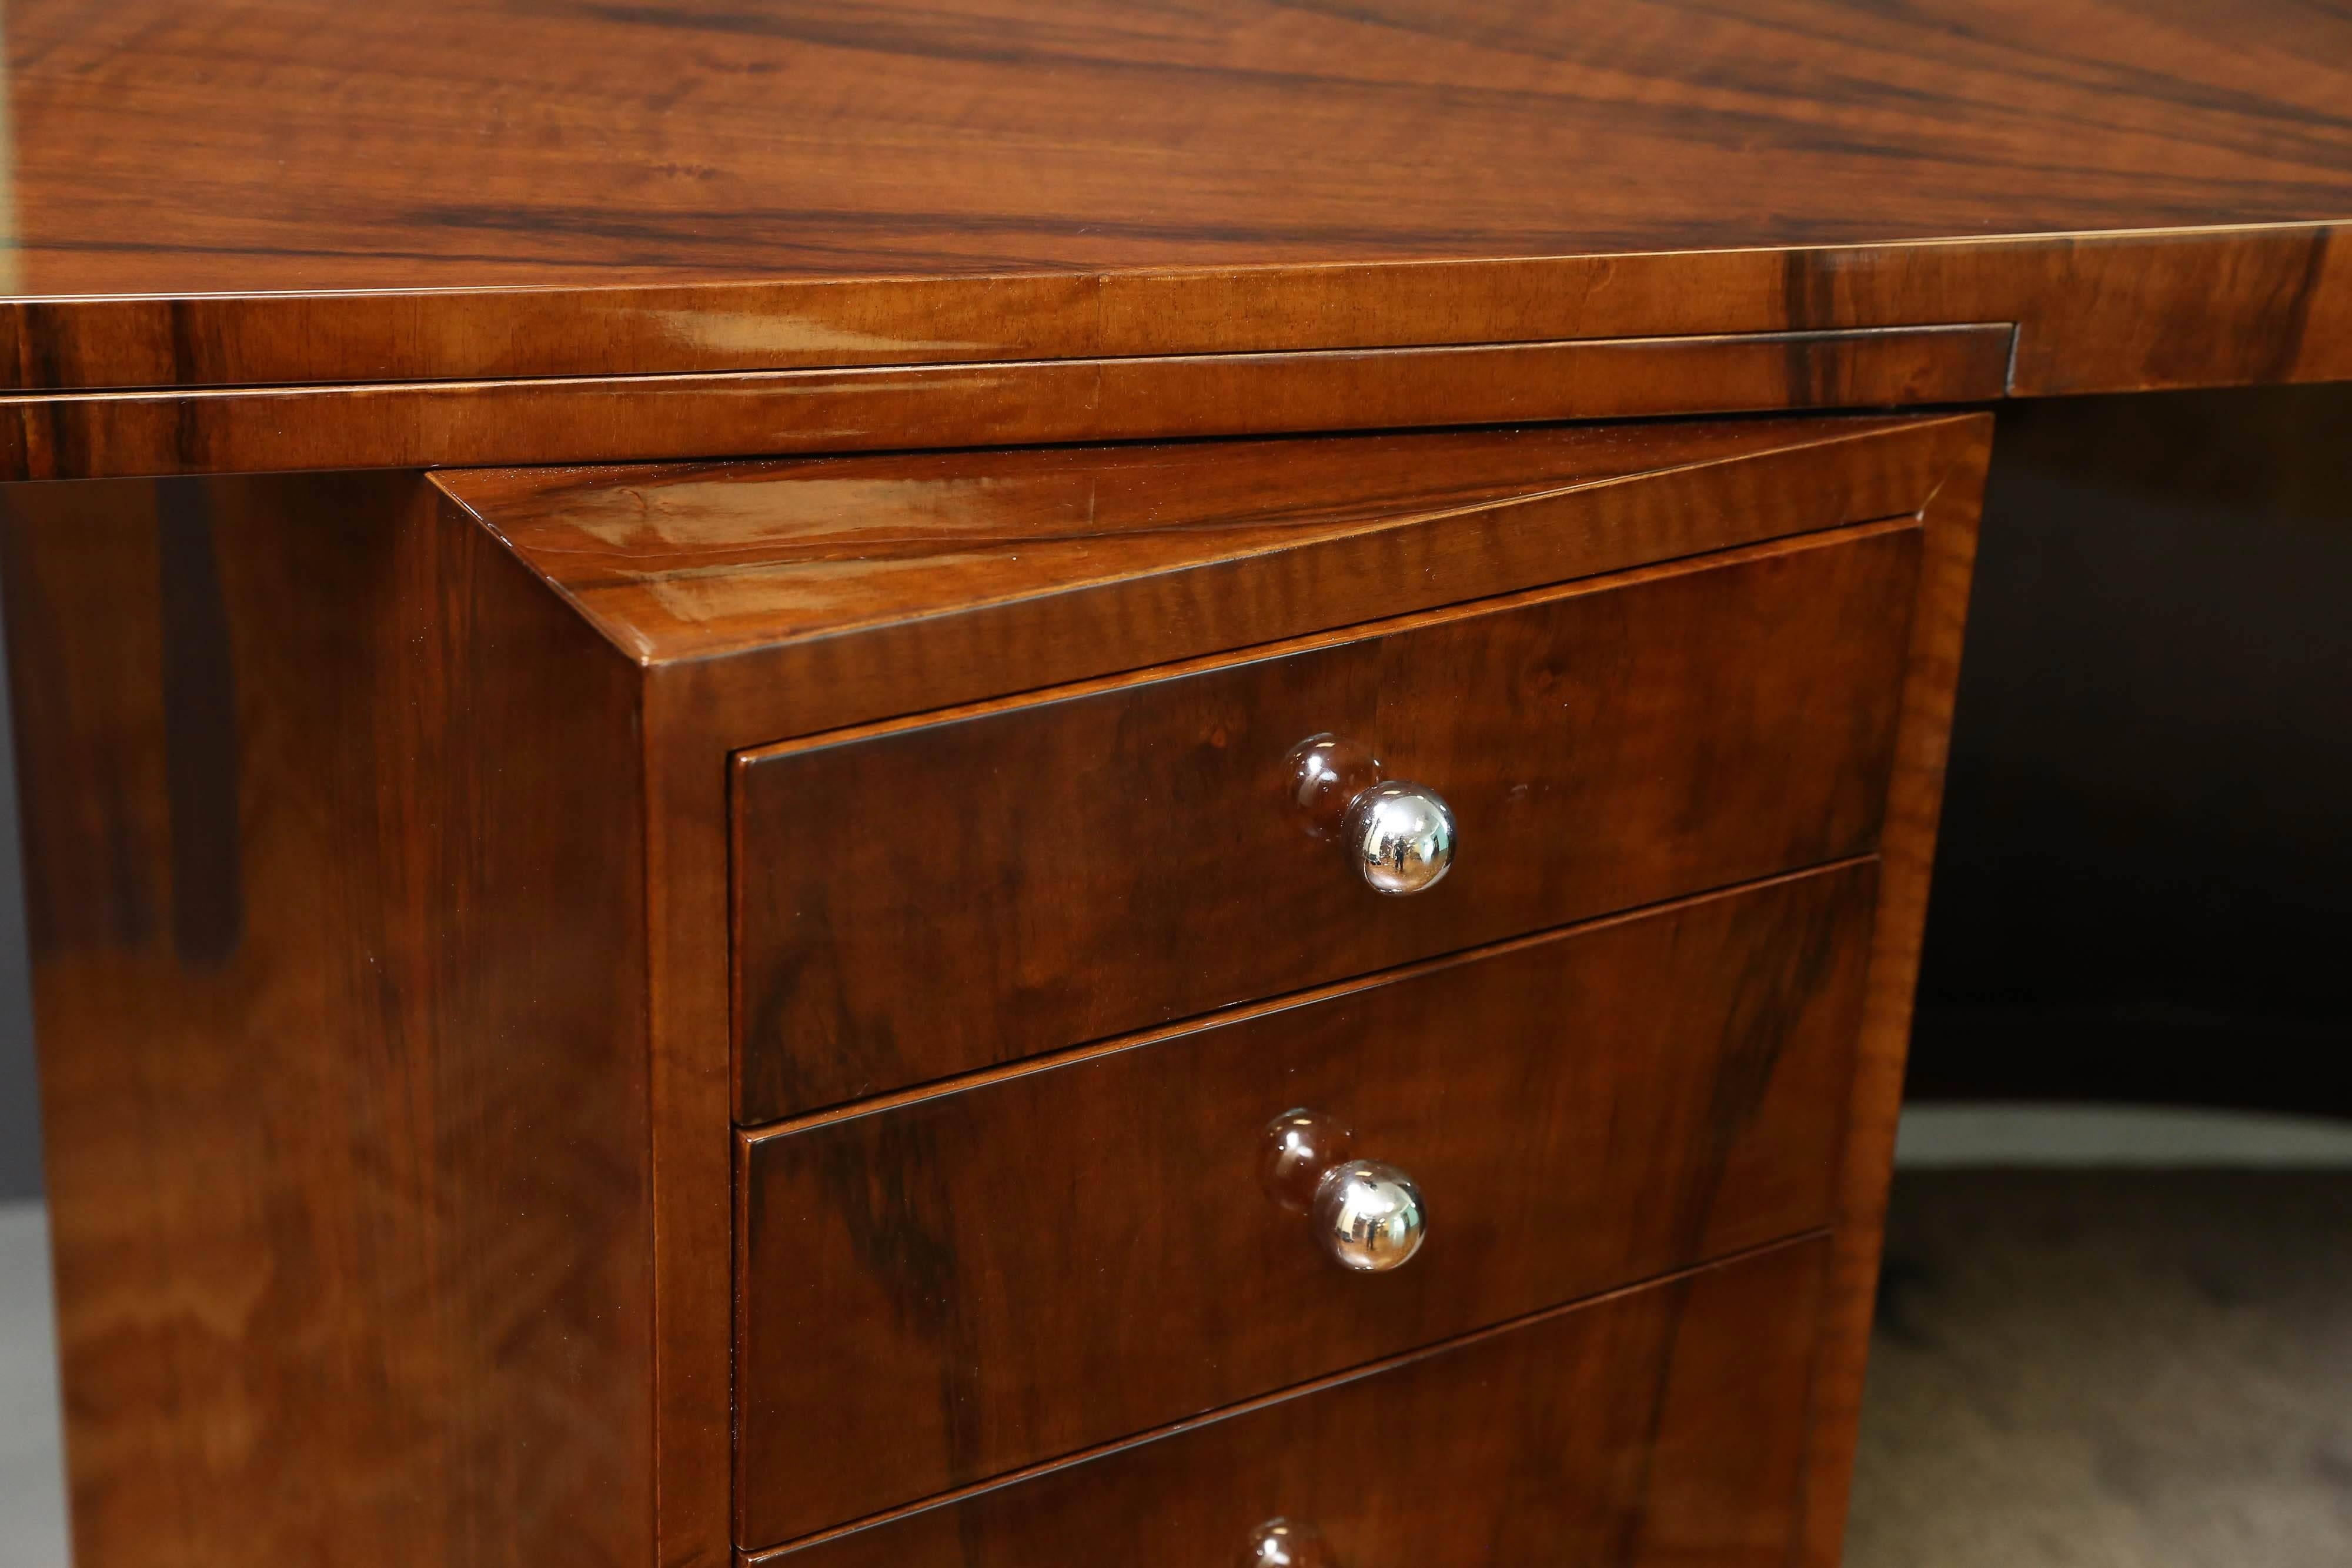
left=1242, top=1518, right=1335, bottom=1568
left=1344, top=780, right=1456, bottom=895
left=1313, top=1159, right=1428, bottom=1272
left=1261, top=1110, right=1429, bottom=1272
left=1284, top=735, right=1456, bottom=896
left=1261, top=1108, right=1352, bottom=1215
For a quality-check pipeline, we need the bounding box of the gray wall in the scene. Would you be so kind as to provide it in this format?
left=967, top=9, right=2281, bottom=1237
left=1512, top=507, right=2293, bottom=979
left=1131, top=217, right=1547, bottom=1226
left=0, top=604, right=38, bottom=1199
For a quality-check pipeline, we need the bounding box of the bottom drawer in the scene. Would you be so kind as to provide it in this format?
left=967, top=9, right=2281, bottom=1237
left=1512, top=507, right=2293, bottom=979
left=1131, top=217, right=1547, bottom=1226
left=754, top=1235, right=1827, bottom=1566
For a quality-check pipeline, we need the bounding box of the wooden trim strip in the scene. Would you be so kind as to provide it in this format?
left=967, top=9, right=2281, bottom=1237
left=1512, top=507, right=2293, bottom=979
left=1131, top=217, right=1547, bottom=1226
left=3, top=325, right=2010, bottom=481
left=1793, top=417, right=1992, bottom=1566
left=2, top=223, right=2343, bottom=396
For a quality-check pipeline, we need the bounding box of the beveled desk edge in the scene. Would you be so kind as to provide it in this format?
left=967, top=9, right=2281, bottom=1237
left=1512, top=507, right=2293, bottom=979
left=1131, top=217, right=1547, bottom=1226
left=4, top=223, right=2345, bottom=396
left=6, top=222, right=2350, bottom=482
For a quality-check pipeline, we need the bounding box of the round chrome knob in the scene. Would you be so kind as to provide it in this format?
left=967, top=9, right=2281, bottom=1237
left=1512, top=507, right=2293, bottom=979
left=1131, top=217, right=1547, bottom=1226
left=1284, top=735, right=1458, bottom=897
left=1261, top=1110, right=1429, bottom=1272
left=1343, top=780, right=1456, bottom=895
left=1312, top=1159, right=1427, bottom=1272
left=1242, top=1519, right=1335, bottom=1568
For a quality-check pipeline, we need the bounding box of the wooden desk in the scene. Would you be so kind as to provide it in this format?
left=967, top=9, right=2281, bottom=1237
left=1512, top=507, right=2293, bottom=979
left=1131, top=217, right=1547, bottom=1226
left=4, top=5, right=2344, bottom=1567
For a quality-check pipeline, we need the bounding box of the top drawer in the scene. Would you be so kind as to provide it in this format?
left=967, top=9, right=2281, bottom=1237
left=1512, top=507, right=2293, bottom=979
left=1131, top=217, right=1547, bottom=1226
left=733, top=519, right=1920, bottom=1121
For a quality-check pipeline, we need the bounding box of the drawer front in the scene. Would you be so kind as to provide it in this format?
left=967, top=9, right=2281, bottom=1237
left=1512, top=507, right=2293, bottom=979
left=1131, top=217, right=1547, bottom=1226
left=752, top=1237, right=1827, bottom=1566
left=734, top=521, right=1919, bottom=1122
left=737, top=864, right=1873, bottom=1547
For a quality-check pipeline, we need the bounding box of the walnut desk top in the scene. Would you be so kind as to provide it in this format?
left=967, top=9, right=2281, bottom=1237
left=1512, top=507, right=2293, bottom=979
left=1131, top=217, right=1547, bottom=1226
left=4, top=0, right=2348, bottom=479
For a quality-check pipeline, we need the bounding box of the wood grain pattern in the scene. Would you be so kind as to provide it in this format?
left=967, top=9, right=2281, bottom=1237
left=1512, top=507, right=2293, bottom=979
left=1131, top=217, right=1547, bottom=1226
left=1, top=326, right=2012, bottom=482
left=574, top=422, right=1988, bottom=864
left=733, top=521, right=1921, bottom=1121
left=6, top=227, right=2348, bottom=401
left=1795, top=420, right=1991, bottom=1565
left=745, top=1236, right=1829, bottom=1566
left=4, top=413, right=1989, bottom=1567
left=6, top=0, right=2352, bottom=397
left=1, top=473, right=657, bottom=1568
left=524, top=415, right=1982, bottom=1567
left=25, top=0, right=2351, bottom=295
left=736, top=864, right=1875, bottom=1547
left=456, top=414, right=1940, bottom=664
left=638, top=669, right=740, bottom=1568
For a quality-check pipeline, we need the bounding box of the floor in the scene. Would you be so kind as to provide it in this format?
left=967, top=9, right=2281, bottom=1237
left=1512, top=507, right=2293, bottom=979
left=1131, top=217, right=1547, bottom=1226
left=4, top=1106, right=2351, bottom=1566
left=1845, top=1166, right=2352, bottom=1567
left=0, top=1205, right=65, bottom=1568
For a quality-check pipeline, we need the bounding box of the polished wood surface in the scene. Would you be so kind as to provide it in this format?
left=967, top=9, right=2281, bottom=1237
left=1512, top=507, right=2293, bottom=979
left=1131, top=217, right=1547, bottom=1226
left=736, top=865, right=1873, bottom=1547
left=6, top=227, right=2346, bottom=404
left=6, top=0, right=2351, bottom=401
left=733, top=521, right=1919, bottom=1121
left=639, top=667, right=740, bottom=1568
left=1795, top=420, right=1990, bottom=1563
left=745, top=1236, right=1828, bottom=1566
left=463, top=415, right=1983, bottom=742
left=3, top=325, right=2012, bottom=482
left=1, top=474, right=657, bottom=1567
left=468, top=413, right=1982, bottom=1568
left=3, top=411, right=1992, bottom=1568
left=1, top=7, right=2264, bottom=1556
left=458, top=414, right=1943, bottom=664
left=24, top=0, right=2348, bottom=295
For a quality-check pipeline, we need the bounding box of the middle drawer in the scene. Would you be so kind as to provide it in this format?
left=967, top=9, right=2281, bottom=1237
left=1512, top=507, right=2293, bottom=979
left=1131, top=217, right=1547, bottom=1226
left=735, top=859, right=1875, bottom=1547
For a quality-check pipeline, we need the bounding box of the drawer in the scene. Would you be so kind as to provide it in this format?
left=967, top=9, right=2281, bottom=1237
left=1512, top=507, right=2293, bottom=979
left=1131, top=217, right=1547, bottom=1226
left=749, top=1236, right=1828, bottom=1565
left=736, top=862, right=1874, bottom=1547
left=734, top=520, right=1920, bottom=1121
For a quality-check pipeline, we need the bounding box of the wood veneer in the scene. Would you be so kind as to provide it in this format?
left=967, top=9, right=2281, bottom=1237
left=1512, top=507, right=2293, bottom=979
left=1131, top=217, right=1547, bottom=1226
left=745, top=1236, right=1830, bottom=1566
left=2, top=325, right=2010, bottom=482
left=731, top=521, right=1920, bottom=1120
left=453, top=413, right=1987, bottom=739
left=2, top=1, right=2326, bottom=1560
left=1795, top=416, right=1990, bottom=1566
left=735, top=864, right=1874, bottom=1547
left=6, top=409, right=1992, bottom=1568
left=21, top=0, right=2352, bottom=300
left=5, top=1, right=2351, bottom=401
left=492, top=412, right=1979, bottom=1564
left=452, top=414, right=1953, bottom=663
left=1, top=474, right=657, bottom=1568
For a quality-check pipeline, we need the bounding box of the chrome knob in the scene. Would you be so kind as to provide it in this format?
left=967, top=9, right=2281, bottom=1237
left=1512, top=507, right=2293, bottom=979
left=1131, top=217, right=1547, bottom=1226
left=1261, top=1109, right=1428, bottom=1273
left=1283, top=734, right=1456, bottom=896
left=1242, top=1518, right=1335, bottom=1567
left=1344, top=780, right=1456, bottom=895
left=1313, top=1160, right=1427, bottom=1272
